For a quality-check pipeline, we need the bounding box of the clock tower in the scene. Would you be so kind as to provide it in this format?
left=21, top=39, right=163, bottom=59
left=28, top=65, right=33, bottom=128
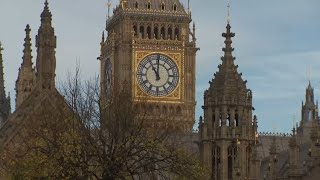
left=100, top=0, right=198, bottom=132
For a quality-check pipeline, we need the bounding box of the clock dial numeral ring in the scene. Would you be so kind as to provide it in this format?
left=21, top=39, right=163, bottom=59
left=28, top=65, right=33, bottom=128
left=137, top=53, right=179, bottom=97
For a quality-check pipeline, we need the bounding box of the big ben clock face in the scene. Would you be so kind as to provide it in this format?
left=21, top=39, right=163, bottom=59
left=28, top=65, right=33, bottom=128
left=105, top=58, right=112, bottom=100
left=137, top=53, right=179, bottom=97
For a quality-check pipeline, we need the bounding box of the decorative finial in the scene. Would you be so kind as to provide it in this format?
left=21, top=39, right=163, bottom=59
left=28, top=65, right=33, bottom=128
left=306, top=64, right=312, bottom=83
left=45, top=0, right=48, bottom=7
left=0, top=42, right=3, bottom=52
left=227, top=0, right=231, bottom=24
left=101, top=31, right=105, bottom=43
left=188, top=0, right=190, bottom=13
left=107, top=0, right=112, bottom=18
left=293, top=113, right=296, bottom=129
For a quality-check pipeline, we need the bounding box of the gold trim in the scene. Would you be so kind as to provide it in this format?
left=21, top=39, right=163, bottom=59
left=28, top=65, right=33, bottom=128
left=132, top=51, right=184, bottom=102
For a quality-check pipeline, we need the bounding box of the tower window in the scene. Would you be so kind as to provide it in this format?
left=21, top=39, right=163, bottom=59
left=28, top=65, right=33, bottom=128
left=161, top=27, right=165, bottom=39
left=174, top=27, right=179, bottom=40
left=133, top=25, right=138, bottom=37
left=147, top=2, right=151, bottom=10
left=139, top=26, right=144, bottom=38
left=235, top=113, right=239, bottom=126
left=173, top=4, right=177, bottom=11
left=147, top=26, right=151, bottom=39
left=135, top=2, right=139, bottom=8
left=168, top=27, right=173, bottom=40
left=154, top=27, right=159, bottom=39
left=161, top=3, right=165, bottom=10
left=227, top=113, right=231, bottom=127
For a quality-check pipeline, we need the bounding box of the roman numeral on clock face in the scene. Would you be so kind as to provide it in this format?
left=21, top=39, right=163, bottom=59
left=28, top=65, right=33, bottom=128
left=137, top=53, right=179, bottom=97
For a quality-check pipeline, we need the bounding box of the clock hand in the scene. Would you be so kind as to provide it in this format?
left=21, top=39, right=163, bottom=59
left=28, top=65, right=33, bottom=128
left=156, top=55, right=160, bottom=81
left=149, top=59, right=158, bottom=77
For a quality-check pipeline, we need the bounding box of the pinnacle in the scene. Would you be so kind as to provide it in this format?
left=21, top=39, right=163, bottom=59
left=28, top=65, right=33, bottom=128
left=41, top=0, right=52, bottom=20
left=0, top=41, right=3, bottom=53
left=22, top=24, right=33, bottom=67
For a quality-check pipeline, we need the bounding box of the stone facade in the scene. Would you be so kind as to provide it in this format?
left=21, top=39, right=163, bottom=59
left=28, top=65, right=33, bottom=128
left=99, top=0, right=198, bottom=132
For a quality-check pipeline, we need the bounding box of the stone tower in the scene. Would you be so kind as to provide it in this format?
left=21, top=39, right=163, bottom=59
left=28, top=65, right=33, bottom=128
left=35, top=0, right=56, bottom=90
left=15, top=24, right=36, bottom=108
left=0, top=42, right=11, bottom=126
left=199, top=21, right=259, bottom=179
left=297, top=82, right=319, bottom=142
left=100, top=0, right=198, bottom=132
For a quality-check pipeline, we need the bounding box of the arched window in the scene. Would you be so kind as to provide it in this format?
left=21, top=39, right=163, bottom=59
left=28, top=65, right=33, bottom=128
left=147, top=26, right=151, bottom=39
left=174, top=27, right=179, bottom=40
left=228, top=146, right=237, bottom=180
left=235, top=112, right=239, bottom=126
left=139, top=26, right=144, bottom=38
left=227, top=113, right=231, bottom=127
left=213, top=146, right=221, bottom=179
left=212, top=113, right=216, bottom=127
left=147, top=2, right=151, bottom=10
left=219, top=113, right=222, bottom=127
left=308, top=110, right=312, bottom=121
left=133, top=25, right=138, bottom=37
left=135, top=2, right=139, bottom=8
left=173, top=4, right=177, bottom=11
left=161, top=27, right=165, bottom=39
left=168, top=27, right=173, bottom=40
left=161, top=3, right=165, bottom=10
left=154, top=27, right=159, bottom=39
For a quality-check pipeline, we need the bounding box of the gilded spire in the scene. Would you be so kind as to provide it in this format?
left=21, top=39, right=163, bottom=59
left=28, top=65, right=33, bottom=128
left=22, top=24, right=33, bottom=67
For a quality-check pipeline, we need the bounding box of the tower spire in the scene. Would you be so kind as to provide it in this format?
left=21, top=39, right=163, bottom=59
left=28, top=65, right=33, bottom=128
left=0, top=42, right=11, bottom=125
left=36, top=0, right=56, bottom=90
left=16, top=25, right=36, bottom=108
left=0, top=42, right=5, bottom=100
left=107, top=0, right=112, bottom=18
left=227, top=0, right=231, bottom=24
left=22, top=24, right=33, bottom=67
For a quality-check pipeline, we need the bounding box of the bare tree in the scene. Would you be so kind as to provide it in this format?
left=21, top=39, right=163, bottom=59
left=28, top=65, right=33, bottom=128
left=0, top=67, right=208, bottom=180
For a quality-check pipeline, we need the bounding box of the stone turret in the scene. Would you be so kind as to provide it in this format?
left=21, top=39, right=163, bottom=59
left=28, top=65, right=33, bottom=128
left=0, top=42, right=11, bottom=126
left=199, top=19, right=258, bottom=180
left=15, top=24, right=36, bottom=108
left=35, top=0, right=56, bottom=90
left=297, top=82, right=319, bottom=143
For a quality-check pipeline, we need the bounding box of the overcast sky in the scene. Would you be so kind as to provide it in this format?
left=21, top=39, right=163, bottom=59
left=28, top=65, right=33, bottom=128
left=1, top=0, right=320, bottom=133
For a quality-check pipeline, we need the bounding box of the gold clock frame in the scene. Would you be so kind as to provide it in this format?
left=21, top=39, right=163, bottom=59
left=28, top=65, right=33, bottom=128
left=132, top=51, right=184, bottom=103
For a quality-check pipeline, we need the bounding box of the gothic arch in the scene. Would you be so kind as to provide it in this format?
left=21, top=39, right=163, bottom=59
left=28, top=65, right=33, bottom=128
left=161, top=2, right=165, bottom=10
left=133, top=25, right=138, bottom=37
left=213, top=146, right=221, bottom=179
left=228, top=145, right=238, bottom=179
left=147, top=1, right=151, bottom=10
left=160, top=26, right=165, bottom=39
left=154, top=26, right=159, bottom=39
left=173, top=3, right=177, bottom=11
left=174, top=27, right=179, bottom=40
left=139, top=26, right=144, bottom=38
left=147, top=26, right=151, bottom=39
left=168, top=27, right=173, bottom=40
